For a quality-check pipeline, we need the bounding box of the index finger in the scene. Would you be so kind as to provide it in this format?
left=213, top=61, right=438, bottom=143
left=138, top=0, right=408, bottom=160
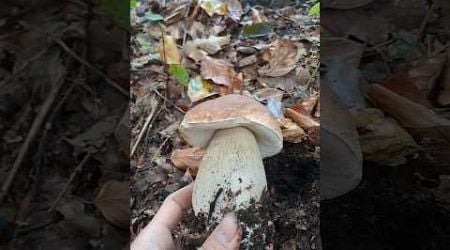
left=150, top=182, right=194, bottom=230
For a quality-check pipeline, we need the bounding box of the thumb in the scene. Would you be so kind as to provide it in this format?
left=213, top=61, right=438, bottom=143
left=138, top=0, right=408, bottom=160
left=201, top=213, right=242, bottom=250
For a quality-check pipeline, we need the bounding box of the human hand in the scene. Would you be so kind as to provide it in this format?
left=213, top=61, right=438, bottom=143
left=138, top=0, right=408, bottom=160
left=131, top=183, right=242, bottom=250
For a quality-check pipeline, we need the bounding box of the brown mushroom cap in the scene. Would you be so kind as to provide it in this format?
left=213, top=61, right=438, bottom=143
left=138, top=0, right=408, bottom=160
left=180, top=94, right=283, bottom=158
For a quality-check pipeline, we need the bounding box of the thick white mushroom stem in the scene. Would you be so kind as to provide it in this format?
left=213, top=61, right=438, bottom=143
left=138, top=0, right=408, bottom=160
left=192, top=126, right=266, bottom=222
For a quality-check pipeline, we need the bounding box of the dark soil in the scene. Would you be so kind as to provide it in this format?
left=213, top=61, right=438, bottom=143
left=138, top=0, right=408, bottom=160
left=171, top=141, right=320, bottom=249
left=321, top=162, right=450, bottom=250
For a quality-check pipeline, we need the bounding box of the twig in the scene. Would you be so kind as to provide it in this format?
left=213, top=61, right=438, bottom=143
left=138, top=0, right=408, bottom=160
left=306, top=61, right=320, bottom=93
left=137, top=136, right=171, bottom=172
left=153, top=89, right=186, bottom=114
left=15, top=218, right=54, bottom=235
left=53, top=38, right=128, bottom=96
left=417, top=0, right=439, bottom=40
left=131, top=98, right=159, bottom=157
left=48, top=153, right=91, bottom=212
left=0, top=48, right=48, bottom=89
left=0, top=72, right=65, bottom=203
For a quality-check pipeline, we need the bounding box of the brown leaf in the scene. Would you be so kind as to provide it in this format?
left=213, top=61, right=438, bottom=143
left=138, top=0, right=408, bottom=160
left=258, top=39, right=298, bottom=77
left=95, top=180, right=129, bottom=229
left=280, top=118, right=305, bottom=143
left=291, top=95, right=319, bottom=116
left=407, top=53, right=447, bottom=100
left=251, top=7, right=268, bottom=23
left=367, top=84, right=450, bottom=128
left=170, top=147, right=205, bottom=176
left=159, top=35, right=181, bottom=64
left=382, top=71, right=429, bottom=106
left=184, top=35, right=231, bottom=56
left=201, top=55, right=237, bottom=86
left=350, top=108, right=420, bottom=166
left=285, top=108, right=319, bottom=128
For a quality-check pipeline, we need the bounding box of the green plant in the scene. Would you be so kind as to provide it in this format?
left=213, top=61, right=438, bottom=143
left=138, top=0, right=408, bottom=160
left=308, top=1, right=320, bottom=16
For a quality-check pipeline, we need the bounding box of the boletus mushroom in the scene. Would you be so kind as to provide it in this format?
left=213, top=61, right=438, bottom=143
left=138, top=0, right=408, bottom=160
left=179, top=94, right=282, bottom=221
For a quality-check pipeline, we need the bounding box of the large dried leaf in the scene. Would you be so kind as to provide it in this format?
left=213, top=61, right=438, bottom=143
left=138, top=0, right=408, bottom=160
left=200, top=55, right=237, bottom=86
left=159, top=35, right=181, bottom=64
left=258, top=39, right=298, bottom=77
left=226, top=0, right=243, bottom=21
left=198, top=0, right=227, bottom=16
left=382, top=71, right=429, bottom=106
left=280, top=118, right=305, bottom=143
left=368, top=84, right=450, bottom=171
left=368, top=84, right=450, bottom=128
left=170, top=147, right=206, bottom=176
left=184, top=35, right=230, bottom=56
left=350, top=108, right=420, bottom=166
left=408, top=53, right=447, bottom=98
left=95, top=180, right=129, bottom=229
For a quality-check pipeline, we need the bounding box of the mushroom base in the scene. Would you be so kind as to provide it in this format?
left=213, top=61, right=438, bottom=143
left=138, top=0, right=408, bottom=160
left=192, top=126, right=267, bottom=222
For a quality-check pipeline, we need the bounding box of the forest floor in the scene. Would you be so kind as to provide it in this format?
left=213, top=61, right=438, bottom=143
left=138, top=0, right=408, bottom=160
left=130, top=0, right=320, bottom=249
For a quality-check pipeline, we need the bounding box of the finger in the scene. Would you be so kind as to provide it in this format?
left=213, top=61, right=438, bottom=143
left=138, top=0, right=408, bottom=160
left=151, top=182, right=194, bottom=230
left=201, top=213, right=242, bottom=250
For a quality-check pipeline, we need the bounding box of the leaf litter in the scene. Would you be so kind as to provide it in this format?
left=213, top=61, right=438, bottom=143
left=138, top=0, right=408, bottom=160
left=0, top=0, right=130, bottom=248
left=131, top=0, right=320, bottom=248
left=321, top=0, right=450, bottom=248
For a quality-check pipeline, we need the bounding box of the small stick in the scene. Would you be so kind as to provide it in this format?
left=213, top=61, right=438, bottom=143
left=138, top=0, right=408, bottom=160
left=0, top=73, right=65, bottom=202
left=0, top=48, right=48, bottom=89
left=137, top=136, right=170, bottom=172
left=131, top=98, right=159, bottom=157
left=417, top=0, right=439, bottom=40
left=47, top=153, right=91, bottom=212
left=153, top=89, right=186, bottom=114
left=53, top=38, right=128, bottom=97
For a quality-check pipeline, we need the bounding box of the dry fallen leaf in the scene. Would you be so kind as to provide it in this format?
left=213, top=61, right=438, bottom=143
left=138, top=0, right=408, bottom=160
left=184, top=35, right=231, bottom=56
left=200, top=55, right=237, bottom=86
left=198, top=0, right=227, bottom=16
left=95, top=180, right=129, bottom=229
left=350, top=108, right=420, bottom=166
left=251, top=7, right=268, bottom=23
left=171, top=147, right=206, bottom=176
left=291, top=95, right=319, bottom=116
left=226, top=0, right=243, bottom=22
left=368, top=84, right=450, bottom=172
left=382, top=71, right=429, bottom=106
left=408, top=53, right=447, bottom=99
left=258, top=39, right=298, bottom=77
left=280, top=118, right=305, bottom=143
left=159, top=35, right=181, bottom=64
left=285, top=108, right=319, bottom=128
